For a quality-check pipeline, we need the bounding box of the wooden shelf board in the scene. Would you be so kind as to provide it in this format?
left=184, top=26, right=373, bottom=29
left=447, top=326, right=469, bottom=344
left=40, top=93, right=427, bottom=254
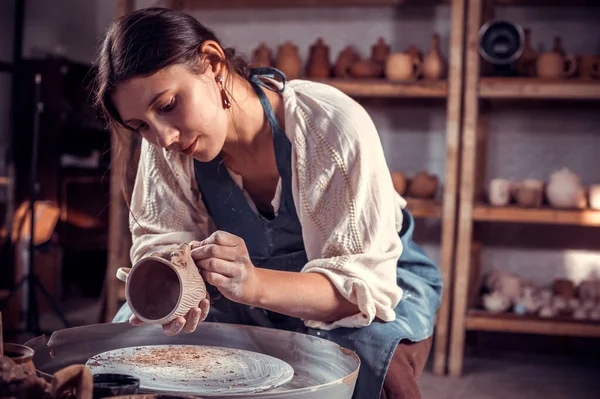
left=466, top=310, right=600, bottom=338
left=494, top=0, right=600, bottom=5
left=479, top=78, right=600, bottom=100
left=171, top=0, right=450, bottom=9
left=316, top=78, right=448, bottom=98
left=472, top=204, right=600, bottom=227
left=406, top=198, right=443, bottom=219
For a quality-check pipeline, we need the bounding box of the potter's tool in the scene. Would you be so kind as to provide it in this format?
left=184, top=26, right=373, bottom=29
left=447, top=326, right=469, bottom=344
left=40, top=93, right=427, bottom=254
left=26, top=322, right=360, bottom=399
left=86, top=344, right=294, bottom=395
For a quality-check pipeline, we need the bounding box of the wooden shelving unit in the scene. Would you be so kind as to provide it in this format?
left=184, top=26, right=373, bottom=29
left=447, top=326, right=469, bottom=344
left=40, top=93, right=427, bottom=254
left=107, top=0, right=467, bottom=377
left=448, top=0, right=600, bottom=377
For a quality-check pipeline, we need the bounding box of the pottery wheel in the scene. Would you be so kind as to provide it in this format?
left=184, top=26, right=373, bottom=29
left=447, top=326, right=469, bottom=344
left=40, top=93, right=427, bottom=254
left=86, top=344, right=294, bottom=396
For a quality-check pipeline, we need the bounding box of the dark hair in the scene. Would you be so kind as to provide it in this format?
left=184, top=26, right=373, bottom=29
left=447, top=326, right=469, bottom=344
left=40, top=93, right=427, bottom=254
left=93, top=7, right=249, bottom=199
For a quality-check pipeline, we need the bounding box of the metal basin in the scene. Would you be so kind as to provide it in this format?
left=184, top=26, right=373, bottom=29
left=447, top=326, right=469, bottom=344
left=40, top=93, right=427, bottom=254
left=26, top=322, right=359, bottom=398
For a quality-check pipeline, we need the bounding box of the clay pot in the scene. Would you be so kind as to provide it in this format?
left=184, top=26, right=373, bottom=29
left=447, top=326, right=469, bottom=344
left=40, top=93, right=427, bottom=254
left=589, top=184, right=600, bottom=209
left=371, top=37, right=390, bottom=66
left=116, top=244, right=207, bottom=324
left=349, top=59, right=383, bottom=79
left=482, top=292, right=511, bottom=314
left=3, top=343, right=35, bottom=374
left=422, top=33, right=446, bottom=80
left=385, top=53, right=422, bottom=82
left=553, top=279, right=576, bottom=300
left=578, top=54, right=600, bottom=79
left=251, top=43, right=272, bottom=68
left=488, top=178, right=512, bottom=206
left=546, top=168, right=586, bottom=209
left=275, top=41, right=302, bottom=80
left=406, top=172, right=438, bottom=199
left=405, top=44, right=423, bottom=62
left=514, top=179, right=544, bottom=208
left=305, top=38, right=331, bottom=79
left=334, top=46, right=360, bottom=78
left=514, top=28, right=538, bottom=77
left=536, top=51, right=577, bottom=79
left=391, top=172, right=408, bottom=196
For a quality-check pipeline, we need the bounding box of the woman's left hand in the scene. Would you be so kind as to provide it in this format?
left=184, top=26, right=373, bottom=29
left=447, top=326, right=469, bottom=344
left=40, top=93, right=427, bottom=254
left=190, top=231, right=261, bottom=305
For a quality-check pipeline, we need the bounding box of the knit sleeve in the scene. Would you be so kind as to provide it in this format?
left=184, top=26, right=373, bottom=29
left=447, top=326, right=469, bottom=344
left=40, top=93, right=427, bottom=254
left=287, top=83, right=405, bottom=330
left=128, top=139, right=211, bottom=264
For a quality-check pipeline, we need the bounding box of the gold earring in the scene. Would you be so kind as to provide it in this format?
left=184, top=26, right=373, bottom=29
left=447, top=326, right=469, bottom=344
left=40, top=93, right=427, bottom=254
left=217, top=76, right=231, bottom=109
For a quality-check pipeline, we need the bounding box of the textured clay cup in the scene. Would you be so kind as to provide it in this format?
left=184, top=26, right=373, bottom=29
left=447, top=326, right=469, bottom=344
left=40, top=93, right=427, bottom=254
left=116, top=244, right=207, bottom=324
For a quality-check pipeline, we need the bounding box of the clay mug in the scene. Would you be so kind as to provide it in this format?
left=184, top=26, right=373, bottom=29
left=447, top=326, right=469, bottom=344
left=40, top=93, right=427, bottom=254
left=385, top=53, right=422, bottom=82
left=536, top=52, right=577, bottom=79
left=578, top=54, right=600, bottom=79
left=488, top=178, right=512, bottom=207
left=116, top=243, right=207, bottom=324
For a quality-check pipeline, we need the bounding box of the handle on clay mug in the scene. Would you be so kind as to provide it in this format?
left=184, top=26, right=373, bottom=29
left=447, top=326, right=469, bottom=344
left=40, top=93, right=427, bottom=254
left=116, top=267, right=131, bottom=282
left=412, top=58, right=423, bottom=79
left=563, top=54, right=577, bottom=78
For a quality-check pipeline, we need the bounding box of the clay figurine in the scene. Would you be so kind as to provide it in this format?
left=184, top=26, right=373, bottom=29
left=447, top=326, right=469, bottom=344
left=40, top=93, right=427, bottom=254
left=515, top=285, right=541, bottom=315
left=371, top=37, right=390, bottom=67
left=422, top=33, right=446, bottom=80
left=275, top=41, right=302, bottom=80
left=305, top=38, right=331, bottom=79
left=251, top=43, right=272, bottom=68
left=546, top=168, right=587, bottom=209
left=514, top=28, right=538, bottom=77
left=334, top=46, right=360, bottom=78
left=406, top=171, right=438, bottom=199
left=488, top=178, right=512, bottom=206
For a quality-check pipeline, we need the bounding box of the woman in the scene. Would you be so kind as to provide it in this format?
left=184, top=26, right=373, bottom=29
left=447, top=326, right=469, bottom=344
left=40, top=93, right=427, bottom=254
left=95, top=7, right=442, bottom=399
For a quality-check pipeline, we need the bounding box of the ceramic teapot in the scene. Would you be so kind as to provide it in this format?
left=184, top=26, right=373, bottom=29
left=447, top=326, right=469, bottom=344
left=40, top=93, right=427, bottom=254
left=385, top=53, right=422, bottom=81
left=305, top=38, right=331, bottom=79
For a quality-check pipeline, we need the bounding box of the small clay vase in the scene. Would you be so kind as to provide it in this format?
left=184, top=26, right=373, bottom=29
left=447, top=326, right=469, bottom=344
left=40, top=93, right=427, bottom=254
left=406, top=171, right=438, bottom=199
left=514, top=28, right=538, bottom=77
left=251, top=43, right=272, bottom=68
left=305, top=37, right=331, bottom=79
left=391, top=171, right=408, bottom=196
left=385, top=53, right=423, bottom=82
left=578, top=54, right=600, bottom=79
left=275, top=41, right=302, bottom=80
left=3, top=343, right=35, bottom=374
left=349, top=59, right=383, bottom=79
left=514, top=179, right=544, bottom=208
left=536, top=51, right=577, bottom=79
left=371, top=37, right=390, bottom=66
left=488, top=178, right=512, bottom=207
left=405, top=44, right=423, bottom=62
left=422, top=33, right=447, bottom=80
left=117, top=243, right=207, bottom=324
left=334, top=46, right=360, bottom=78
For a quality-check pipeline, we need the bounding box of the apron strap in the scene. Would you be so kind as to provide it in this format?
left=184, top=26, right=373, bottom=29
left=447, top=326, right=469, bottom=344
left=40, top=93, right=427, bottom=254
left=248, top=67, right=287, bottom=94
left=248, top=67, right=286, bottom=137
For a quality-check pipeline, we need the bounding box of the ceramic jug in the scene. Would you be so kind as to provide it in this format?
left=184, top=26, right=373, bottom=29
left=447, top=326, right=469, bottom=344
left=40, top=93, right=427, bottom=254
left=536, top=51, right=577, bottom=79
left=251, top=43, right=272, bottom=68
left=386, top=53, right=422, bottom=81
left=371, top=37, right=390, bottom=66
left=514, top=28, right=538, bottom=77
left=334, top=45, right=360, bottom=78
left=275, top=41, right=302, bottom=80
left=306, top=38, right=331, bottom=79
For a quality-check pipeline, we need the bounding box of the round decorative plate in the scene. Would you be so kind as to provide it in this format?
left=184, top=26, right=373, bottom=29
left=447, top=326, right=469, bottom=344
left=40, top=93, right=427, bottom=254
left=86, top=344, right=294, bottom=395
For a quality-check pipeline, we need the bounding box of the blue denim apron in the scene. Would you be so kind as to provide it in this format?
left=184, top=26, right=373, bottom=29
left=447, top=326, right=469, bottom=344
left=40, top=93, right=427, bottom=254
left=113, top=68, right=442, bottom=398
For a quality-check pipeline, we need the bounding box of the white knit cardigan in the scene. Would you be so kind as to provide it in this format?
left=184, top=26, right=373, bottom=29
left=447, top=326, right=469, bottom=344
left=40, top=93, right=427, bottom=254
left=127, top=79, right=407, bottom=330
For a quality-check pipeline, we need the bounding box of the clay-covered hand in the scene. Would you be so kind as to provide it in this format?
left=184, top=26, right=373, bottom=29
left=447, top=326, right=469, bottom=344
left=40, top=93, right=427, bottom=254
left=190, top=231, right=261, bottom=305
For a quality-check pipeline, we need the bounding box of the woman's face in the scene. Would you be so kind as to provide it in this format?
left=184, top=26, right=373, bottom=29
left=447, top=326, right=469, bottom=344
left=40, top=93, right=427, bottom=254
left=112, top=63, right=229, bottom=162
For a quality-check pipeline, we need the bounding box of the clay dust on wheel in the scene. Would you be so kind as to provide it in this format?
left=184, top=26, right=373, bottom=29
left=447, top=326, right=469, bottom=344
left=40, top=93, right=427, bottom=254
left=86, top=344, right=295, bottom=395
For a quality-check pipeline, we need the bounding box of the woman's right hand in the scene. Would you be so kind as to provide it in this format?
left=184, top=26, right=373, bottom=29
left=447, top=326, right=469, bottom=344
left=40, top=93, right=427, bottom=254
left=129, top=298, right=210, bottom=336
